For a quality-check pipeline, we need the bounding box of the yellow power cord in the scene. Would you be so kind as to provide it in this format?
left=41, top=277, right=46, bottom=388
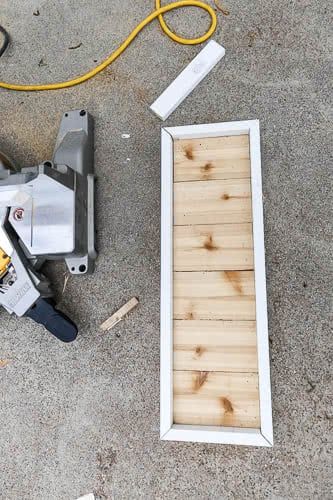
left=0, top=0, right=217, bottom=92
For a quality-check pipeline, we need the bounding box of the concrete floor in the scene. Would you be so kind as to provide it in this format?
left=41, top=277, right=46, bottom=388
left=0, top=1, right=332, bottom=498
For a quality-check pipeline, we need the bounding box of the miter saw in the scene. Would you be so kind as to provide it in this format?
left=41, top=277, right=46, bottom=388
left=0, top=109, right=97, bottom=342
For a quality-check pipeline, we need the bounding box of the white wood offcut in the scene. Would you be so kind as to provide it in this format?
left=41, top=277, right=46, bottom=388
left=150, top=40, right=225, bottom=120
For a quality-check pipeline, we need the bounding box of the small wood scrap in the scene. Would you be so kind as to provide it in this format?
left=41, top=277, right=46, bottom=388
left=214, top=0, right=230, bottom=16
left=62, top=273, right=70, bottom=295
left=0, top=359, right=10, bottom=369
left=100, top=297, right=139, bottom=332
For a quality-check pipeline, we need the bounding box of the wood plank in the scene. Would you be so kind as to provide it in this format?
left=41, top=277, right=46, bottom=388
left=174, top=320, right=258, bottom=372
left=174, top=271, right=256, bottom=320
left=174, top=223, right=254, bottom=271
left=174, top=135, right=250, bottom=182
left=173, top=371, right=260, bottom=427
left=174, top=178, right=252, bottom=226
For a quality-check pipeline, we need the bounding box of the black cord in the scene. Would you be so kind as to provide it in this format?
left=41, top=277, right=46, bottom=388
left=0, top=25, right=10, bottom=57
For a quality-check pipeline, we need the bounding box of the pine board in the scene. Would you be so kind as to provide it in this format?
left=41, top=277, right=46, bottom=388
left=173, top=371, right=260, bottom=427
left=174, top=135, right=250, bottom=182
left=174, top=178, right=252, bottom=225
left=174, top=320, right=258, bottom=372
left=174, top=223, right=254, bottom=271
left=173, top=271, right=256, bottom=320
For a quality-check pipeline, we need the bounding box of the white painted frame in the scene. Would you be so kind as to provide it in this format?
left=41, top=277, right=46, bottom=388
left=160, top=120, right=273, bottom=446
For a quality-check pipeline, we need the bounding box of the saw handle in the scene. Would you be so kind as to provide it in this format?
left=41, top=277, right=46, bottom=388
left=26, top=298, right=78, bottom=343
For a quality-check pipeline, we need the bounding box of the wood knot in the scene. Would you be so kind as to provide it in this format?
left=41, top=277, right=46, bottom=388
left=194, top=345, right=205, bottom=358
left=203, top=235, right=218, bottom=251
left=222, top=193, right=230, bottom=200
left=220, top=397, right=234, bottom=413
left=193, top=371, right=209, bottom=391
left=186, top=311, right=194, bottom=320
left=184, top=145, right=194, bottom=160
left=224, top=271, right=243, bottom=295
left=201, top=162, right=213, bottom=172
left=200, top=162, right=214, bottom=180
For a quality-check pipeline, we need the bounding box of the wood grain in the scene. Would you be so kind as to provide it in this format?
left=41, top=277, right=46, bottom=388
left=173, top=371, right=260, bottom=427
left=171, top=134, right=259, bottom=429
left=174, top=135, right=250, bottom=182
left=174, top=223, right=254, bottom=271
left=174, top=271, right=256, bottom=320
left=174, top=320, right=258, bottom=372
left=174, top=178, right=252, bottom=225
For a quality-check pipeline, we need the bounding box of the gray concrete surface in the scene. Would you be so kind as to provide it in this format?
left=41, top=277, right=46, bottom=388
left=0, top=0, right=332, bottom=499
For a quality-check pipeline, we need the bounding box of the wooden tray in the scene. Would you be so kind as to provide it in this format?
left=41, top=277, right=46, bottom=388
left=160, top=121, right=273, bottom=446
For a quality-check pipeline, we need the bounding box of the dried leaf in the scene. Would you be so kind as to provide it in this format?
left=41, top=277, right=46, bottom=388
left=0, top=359, right=10, bottom=368
left=214, top=0, right=230, bottom=16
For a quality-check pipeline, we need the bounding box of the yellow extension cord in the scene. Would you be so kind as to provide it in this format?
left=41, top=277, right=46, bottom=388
left=0, top=0, right=217, bottom=92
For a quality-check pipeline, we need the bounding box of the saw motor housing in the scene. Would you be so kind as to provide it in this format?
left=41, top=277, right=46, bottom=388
left=0, top=109, right=97, bottom=341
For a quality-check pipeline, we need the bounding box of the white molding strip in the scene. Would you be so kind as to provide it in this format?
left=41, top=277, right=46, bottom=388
left=160, top=120, right=273, bottom=446
left=151, top=41, right=225, bottom=121
left=163, top=426, right=272, bottom=447
left=248, top=122, right=273, bottom=446
left=160, top=129, right=174, bottom=436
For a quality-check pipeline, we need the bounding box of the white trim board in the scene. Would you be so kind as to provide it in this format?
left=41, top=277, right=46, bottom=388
left=150, top=40, right=225, bottom=121
left=160, top=120, right=273, bottom=446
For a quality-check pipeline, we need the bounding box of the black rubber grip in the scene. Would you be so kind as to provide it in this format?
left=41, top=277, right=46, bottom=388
left=26, top=298, right=78, bottom=343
